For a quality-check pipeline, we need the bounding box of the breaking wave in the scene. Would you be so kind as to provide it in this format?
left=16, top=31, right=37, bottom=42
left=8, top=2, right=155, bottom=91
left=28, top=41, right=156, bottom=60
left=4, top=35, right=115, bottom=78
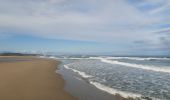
left=100, top=58, right=170, bottom=73
left=99, top=57, right=170, bottom=61
left=64, top=65, right=92, bottom=78
left=90, top=81, right=142, bottom=99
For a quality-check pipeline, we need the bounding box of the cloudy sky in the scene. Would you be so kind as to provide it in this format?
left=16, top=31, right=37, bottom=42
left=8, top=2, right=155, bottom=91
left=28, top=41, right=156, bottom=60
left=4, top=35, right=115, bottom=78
left=0, top=0, right=170, bottom=55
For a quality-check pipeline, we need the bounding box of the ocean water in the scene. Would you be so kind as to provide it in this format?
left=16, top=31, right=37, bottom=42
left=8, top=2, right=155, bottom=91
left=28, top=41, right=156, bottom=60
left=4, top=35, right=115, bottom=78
left=43, top=56, right=170, bottom=100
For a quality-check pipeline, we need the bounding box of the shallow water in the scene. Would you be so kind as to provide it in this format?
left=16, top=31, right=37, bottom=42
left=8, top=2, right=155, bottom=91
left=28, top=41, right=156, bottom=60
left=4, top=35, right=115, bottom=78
left=57, top=60, right=117, bottom=100
left=51, top=56, right=170, bottom=100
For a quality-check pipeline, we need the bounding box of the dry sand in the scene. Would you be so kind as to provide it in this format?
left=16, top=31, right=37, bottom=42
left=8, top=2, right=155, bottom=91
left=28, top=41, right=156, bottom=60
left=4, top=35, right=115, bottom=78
left=0, top=56, right=76, bottom=100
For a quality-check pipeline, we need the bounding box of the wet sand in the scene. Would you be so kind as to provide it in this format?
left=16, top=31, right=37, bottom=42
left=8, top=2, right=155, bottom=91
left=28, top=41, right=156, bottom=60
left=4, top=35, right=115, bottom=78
left=0, top=56, right=76, bottom=100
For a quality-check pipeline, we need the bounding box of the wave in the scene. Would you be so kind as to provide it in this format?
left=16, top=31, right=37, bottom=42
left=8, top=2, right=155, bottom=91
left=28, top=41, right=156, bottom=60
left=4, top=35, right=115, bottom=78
left=104, top=57, right=170, bottom=61
left=64, top=65, right=93, bottom=78
left=62, top=58, right=95, bottom=60
left=47, top=56, right=97, bottom=60
left=39, top=56, right=59, bottom=59
left=39, top=56, right=170, bottom=61
left=72, top=56, right=170, bottom=61
left=100, top=58, right=170, bottom=73
left=39, top=56, right=45, bottom=58
left=90, top=82, right=161, bottom=100
left=90, top=81, right=142, bottom=99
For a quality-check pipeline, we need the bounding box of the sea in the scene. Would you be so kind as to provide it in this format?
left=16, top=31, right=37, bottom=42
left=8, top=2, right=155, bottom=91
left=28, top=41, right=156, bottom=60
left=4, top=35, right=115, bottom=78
left=40, top=55, right=170, bottom=100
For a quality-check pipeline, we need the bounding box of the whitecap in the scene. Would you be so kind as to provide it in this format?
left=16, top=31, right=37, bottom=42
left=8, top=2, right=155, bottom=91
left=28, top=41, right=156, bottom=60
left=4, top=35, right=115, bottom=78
left=100, top=58, right=170, bottom=73
left=64, top=65, right=93, bottom=78
left=90, top=81, right=142, bottom=99
left=105, top=57, right=170, bottom=61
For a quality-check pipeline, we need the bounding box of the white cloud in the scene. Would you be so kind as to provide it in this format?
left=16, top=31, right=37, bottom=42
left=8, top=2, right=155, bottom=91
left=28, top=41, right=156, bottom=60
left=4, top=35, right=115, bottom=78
left=0, top=0, right=169, bottom=48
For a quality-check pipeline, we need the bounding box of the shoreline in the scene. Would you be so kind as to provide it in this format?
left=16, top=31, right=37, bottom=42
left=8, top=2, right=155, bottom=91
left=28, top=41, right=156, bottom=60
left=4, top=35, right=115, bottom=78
left=0, top=56, right=76, bottom=100
left=58, top=59, right=136, bottom=100
left=0, top=56, right=138, bottom=100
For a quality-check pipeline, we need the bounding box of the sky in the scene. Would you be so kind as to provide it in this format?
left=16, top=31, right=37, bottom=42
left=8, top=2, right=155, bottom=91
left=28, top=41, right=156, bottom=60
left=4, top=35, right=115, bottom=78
left=0, top=0, right=170, bottom=55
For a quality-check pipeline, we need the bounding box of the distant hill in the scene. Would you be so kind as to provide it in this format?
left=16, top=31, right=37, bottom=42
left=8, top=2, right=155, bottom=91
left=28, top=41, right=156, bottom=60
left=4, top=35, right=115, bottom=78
left=0, top=53, right=40, bottom=56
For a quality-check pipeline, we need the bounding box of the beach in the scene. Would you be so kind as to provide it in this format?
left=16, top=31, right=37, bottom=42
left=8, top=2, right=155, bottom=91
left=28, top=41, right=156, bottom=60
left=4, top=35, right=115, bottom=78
left=0, top=56, right=76, bottom=100
left=0, top=56, right=168, bottom=100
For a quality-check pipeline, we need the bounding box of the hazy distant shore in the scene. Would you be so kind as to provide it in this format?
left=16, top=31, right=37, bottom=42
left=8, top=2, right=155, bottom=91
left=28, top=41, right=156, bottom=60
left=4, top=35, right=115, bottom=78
left=0, top=53, right=40, bottom=56
left=0, top=56, right=75, bottom=100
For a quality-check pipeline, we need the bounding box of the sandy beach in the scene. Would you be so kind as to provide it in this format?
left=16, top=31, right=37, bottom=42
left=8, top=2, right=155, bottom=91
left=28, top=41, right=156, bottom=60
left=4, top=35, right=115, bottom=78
left=0, top=56, right=76, bottom=100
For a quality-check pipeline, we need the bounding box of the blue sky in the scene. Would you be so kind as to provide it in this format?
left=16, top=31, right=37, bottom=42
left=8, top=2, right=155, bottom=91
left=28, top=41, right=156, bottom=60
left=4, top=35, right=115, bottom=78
left=0, top=0, right=170, bottom=55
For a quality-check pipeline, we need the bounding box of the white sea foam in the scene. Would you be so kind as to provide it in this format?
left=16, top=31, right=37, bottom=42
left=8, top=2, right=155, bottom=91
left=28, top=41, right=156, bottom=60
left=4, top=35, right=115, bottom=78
left=64, top=58, right=93, bottom=60
left=90, top=81, right=142, bottom=99
left=64, top=65, right=92, bottom=78
left=105, top=57, right=170, bottom=61
left=39, top=56, right=64, bottom=59
left=49, top=56, right=58, bottom=59
left=90, top=82, right=161, bottom=100
left=41, top=56, right=101, bottom=60
left=89, top=56, right=170, bottom=61
left=40, top=56, right=170, bottom=61
left=89, top=57, right=101, bottom=59
left=100, top=58, right=170, bottom=73
left=38, top=56, right=46, bottom=58
left=53, top=56, right=101, bottom=60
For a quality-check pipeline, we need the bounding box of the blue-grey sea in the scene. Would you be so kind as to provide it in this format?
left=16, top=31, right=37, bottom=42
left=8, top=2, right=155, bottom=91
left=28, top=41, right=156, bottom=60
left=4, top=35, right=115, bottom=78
left=42, top=55, right=170, bottom=100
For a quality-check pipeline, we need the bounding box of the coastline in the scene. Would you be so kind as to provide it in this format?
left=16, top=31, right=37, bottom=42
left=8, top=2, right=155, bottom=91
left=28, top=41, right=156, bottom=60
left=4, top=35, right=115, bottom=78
left=57, top=59, right=136, bottom=100
left=0, top=56, right=76, bottom=100
left=0, top=56, right=139, bottom=100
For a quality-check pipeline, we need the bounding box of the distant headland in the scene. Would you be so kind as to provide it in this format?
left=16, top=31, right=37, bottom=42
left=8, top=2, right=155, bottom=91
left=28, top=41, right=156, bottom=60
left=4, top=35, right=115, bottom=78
left=0, top=52, right=40, bottom=56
